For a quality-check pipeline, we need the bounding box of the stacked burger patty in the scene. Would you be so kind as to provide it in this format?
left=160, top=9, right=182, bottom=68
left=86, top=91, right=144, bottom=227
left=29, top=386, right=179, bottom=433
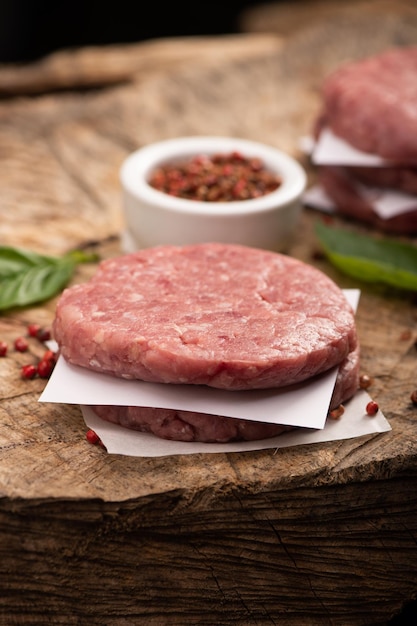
left=313, top=46, right=417, bottom=234
left=53, top=243, right=359, bottom=443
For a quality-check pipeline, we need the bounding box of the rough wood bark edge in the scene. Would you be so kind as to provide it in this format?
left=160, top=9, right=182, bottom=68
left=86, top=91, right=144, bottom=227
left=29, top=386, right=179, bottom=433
left=1, top=471, right=416, bottom=625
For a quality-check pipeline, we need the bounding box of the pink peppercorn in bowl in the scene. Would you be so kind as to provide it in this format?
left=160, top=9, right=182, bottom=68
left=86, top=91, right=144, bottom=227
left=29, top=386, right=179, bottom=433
left=120, top=136, right=307, bottom=252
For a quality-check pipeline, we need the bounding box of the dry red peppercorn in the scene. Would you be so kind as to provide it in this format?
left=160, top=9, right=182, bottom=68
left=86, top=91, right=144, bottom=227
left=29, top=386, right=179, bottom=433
left=311, top=248, right=326, bottom=261
left=14, top=337, right=29, bottom=352
left=37, top=359, right=54, bottom=379
left=36, top=327, right=51, bottom=343
left=148, top=151, right=282, bottom=202
left=42, top=349, right=56, bottom=363
left=86, top=429, right=101, bottom=445
left=36, top=349, right=57, bottom=378
left=329, top=405, right=345, bottom=420
left=359, top=374, right=373, bottom=390
left=21, top=364, right=37, bottom=380
left=410, top=390, right=417, bottom=406
left=27, top=323, right=41, bottom=337
left=366, top=401, right=379, bottom=416
left=0, top=341, right=8, bottom=357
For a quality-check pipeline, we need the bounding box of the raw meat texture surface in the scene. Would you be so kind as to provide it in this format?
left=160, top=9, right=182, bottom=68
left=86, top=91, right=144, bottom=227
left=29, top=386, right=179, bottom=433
left=53, top=243, right=357, bottom=390
left=91, top=345, right=360, bottom=443
left=321, top=46, right=417, bottom=162
left=349, top=165, right=417, bottom=195
left=319, top=166, right=417, bottom=234
left=92, top=404, right=292, bottom=443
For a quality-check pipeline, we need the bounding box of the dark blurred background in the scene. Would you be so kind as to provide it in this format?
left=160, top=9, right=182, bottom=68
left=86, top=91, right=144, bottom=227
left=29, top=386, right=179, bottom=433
left=0, top=0, right=270, bottom=63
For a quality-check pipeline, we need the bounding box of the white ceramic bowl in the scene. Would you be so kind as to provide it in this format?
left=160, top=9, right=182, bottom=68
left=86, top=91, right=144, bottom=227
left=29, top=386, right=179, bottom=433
left=120, top=136, right=307, bottom=252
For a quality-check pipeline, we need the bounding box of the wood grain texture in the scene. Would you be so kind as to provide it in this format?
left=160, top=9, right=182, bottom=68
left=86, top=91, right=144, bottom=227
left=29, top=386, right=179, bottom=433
left=1, top=2, right=417, bottom=624
left=1, top=475, right=417, bottom=625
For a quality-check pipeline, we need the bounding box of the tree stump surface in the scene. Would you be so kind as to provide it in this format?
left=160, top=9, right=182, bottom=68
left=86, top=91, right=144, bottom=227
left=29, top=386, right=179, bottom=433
left=1, top=2, right=417, bottom=624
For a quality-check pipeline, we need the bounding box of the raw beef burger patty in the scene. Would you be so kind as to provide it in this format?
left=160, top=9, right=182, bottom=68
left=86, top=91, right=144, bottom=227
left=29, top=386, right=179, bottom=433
left=53, top=243, right=357, bottom=390
left=319, top=166, right=417, bottom=234
left=320, top=46, right=417, bottom=162
left=348, top=165, right=417, bottom=195
left=91, top=345, right=360, bottom=443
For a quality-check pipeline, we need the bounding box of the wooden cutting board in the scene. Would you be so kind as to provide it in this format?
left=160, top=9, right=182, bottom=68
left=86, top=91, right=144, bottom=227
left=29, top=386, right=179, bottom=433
left=1, top=2, right=417, bottom=624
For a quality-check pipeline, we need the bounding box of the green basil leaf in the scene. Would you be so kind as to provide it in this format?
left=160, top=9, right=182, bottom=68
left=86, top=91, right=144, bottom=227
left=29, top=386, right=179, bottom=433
left=0, top=246, right=60, bottom=278
left=0, top=246, right=98, bottom=311
left=315, top=221, right=417, bottom=291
